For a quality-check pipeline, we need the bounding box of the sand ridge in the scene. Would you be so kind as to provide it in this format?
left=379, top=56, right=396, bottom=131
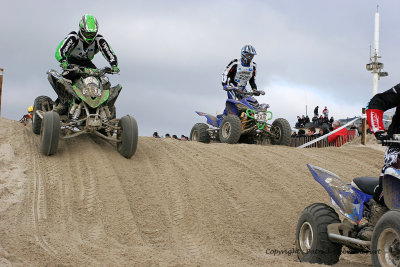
left=0, top=117, right=382, bottom=266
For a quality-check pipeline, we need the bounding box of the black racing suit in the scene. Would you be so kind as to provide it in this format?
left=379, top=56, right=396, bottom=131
left=366, top=84, right=400, bottom=205
left=51, top=31, right=118, bottom=103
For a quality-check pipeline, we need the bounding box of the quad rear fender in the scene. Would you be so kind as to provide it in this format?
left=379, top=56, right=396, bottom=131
left=306, top=164, right=371, bottom=224
left=195, top=111, right=219, bottom=127
left=383, top=167, right=400, bottom=210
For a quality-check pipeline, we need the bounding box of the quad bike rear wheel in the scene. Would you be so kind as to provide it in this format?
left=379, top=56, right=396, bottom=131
left=40, top=111, right=60, bottom=156
left=117, top=115, right=138, bottom=158
left=371, top=209, right=400, bottom=267
left=219, top=115, right=242, bottom=144
left=296, top=203, right=342, bottom=265
left=32, top=96, right=53, bottom=135
left=190, top=123, right=210, bottom=143
left=270, top=118, right=291, bottom=146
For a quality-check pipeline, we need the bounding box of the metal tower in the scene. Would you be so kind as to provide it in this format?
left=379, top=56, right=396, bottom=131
left=366, top=5, right=388, bottom=96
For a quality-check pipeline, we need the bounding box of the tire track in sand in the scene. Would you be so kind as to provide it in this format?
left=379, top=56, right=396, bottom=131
left=26, top=131, right=57, bottom=256
left=141, top=139, right=223, bottom=259
left=74, top=135, right=142, bottom=246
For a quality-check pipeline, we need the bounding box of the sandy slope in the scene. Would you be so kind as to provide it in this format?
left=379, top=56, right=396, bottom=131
left=0, top=117, right=384, bottom=266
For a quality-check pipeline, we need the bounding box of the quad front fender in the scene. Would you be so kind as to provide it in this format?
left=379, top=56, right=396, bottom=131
left=73, top=84, right=110, bottom=108
left=107, top=84, right=122, bottom=108
left=195, top=111, right=219, bottom=127
left=224, top=100, right=240, bottom=116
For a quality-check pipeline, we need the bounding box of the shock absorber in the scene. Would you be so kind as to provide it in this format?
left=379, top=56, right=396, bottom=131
left=71, top=103, right=81, bottom=121
left=69, top=103, right=79, bottom=116
left=240, top=112, right=248, bottom=131
left=100, top=107, right=108, bottom=123
left=101, top=107, right=111, bottom=134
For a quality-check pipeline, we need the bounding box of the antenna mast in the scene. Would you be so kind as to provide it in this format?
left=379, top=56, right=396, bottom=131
left=366, top=5, right=388, bottom=96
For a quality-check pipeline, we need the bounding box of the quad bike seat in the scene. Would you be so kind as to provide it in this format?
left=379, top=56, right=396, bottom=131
left=351, top=177, right=379, bottom=195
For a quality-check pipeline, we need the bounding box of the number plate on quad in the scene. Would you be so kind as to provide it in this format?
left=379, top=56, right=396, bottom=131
left=254, top=112, right=268, bottom=122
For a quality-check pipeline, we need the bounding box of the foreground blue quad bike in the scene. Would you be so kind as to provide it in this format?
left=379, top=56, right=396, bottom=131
left=190, top=86, right=291, bottom=145
left=295, top=137, right=400, bottom=266
left=32, top=65, right=138, bottom=158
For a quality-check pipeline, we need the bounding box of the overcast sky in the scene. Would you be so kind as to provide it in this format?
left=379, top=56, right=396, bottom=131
left=1, top=0, right=399, bottom=136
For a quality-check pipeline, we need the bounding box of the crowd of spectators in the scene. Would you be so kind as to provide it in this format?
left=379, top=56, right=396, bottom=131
left=291, top=126, right=329, bottom=138
left=295, top=106, right=334, bottom=128
left=153, top=132, right=189, bottom=141
left=291, top=120, right=351, bottom=147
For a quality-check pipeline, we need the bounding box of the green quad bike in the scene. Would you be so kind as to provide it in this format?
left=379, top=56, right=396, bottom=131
left=32, top=65, right=138, bottom=158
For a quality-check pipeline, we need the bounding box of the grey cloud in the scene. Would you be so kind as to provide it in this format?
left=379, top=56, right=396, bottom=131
left=1, top=0, right=400, bottom=135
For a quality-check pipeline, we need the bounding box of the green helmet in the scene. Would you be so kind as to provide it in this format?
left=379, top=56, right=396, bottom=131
left=79, top=14, right=99, bottom=44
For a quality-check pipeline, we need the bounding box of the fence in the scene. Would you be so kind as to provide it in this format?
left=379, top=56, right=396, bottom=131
left=290, top=130, right=357, bottom=148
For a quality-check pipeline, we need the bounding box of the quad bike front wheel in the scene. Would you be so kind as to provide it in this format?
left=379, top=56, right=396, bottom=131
left=371, top=209, right=400, bottom=267
left=32, top=95, right=53, bottom=135
left=296, top=203, right=342, bottom=265
left=190, top=123, right=210, bottom=143
left=40, top=111, right=60, bottom=156
left=218, top=114, right=242, bottom=144
left=270, top=118, right=291, bottom=146
left=117, top=115, right=138, bottom=158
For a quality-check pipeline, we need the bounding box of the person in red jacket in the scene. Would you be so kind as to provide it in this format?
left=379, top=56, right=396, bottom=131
left=328, top=120, right=349, bottom=147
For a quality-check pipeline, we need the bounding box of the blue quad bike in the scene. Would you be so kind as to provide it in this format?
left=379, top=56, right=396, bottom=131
left=295, top=137, right=400, bottom=266
left=190, top=86, right=291, bottom=145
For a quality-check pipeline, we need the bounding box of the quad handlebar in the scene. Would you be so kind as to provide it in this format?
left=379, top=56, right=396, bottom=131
left=63, top=64, right=116, bottom=77
left=382, top=134, right=400, bottom=146
left=223, top=85, right=265, bottom=96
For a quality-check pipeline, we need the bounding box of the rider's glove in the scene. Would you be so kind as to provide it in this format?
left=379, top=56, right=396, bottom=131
left=252, top=90, right=260, bottom=96
left=60, top=60, right=69, bottom=70
left=224, top=84, right=238, bottom=91
left=111, top=66, right=120, bottom=73
left=259, top=90, right=265, bottom=95
left=375, top=130, right=390, bottom=142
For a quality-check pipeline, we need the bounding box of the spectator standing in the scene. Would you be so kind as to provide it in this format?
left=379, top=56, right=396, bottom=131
left=305, top=115, right=310, bottom=124
left=318, top=115, right=324, bottom=126
left=314, top=106, right=319, bottom=117
left=323, top=106, right=329, bottom=118
left=153, top=132, right=160, bottom=138
left=312, top=115, right=318, bottom=126
left=329, top=117, right=334, bottom=126
left=328, top=120, right=349, bottom=147
left=296, top=116, right=303, bottom=128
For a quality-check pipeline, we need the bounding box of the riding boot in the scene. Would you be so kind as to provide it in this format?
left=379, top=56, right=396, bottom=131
left=358, top=199, right=388, bottom=241
left=53, top=102, right=67, bottom=114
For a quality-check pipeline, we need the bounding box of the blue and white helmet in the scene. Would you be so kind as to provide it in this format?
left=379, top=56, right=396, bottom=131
left=241, top=45, right=257, bottom=65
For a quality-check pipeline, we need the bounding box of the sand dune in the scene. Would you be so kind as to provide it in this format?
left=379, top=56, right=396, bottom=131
left=0, top=117, right=383, bottom=266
